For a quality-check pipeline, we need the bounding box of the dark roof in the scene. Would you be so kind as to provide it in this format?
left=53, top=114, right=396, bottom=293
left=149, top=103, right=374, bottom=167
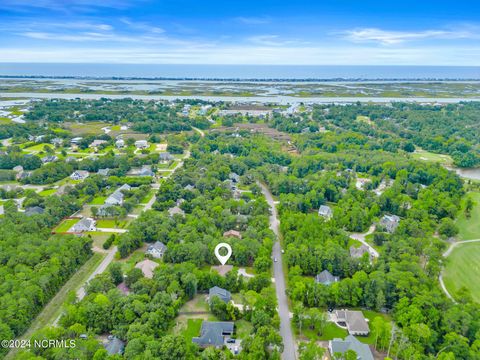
left=315, top=270, right=339, bottom=285
left=209, top=286, right=231, bottom=303
left=192, top=321, right=234, bottom=347
left=147, top=241, right=167, bottom=253
left=330, top=335, right=373, bottom=360
left=25, top=206, right=44, bottom=216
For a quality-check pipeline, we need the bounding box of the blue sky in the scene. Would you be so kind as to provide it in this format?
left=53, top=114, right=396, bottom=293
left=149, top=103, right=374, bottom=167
left=0, top=0, right=479, bottom=65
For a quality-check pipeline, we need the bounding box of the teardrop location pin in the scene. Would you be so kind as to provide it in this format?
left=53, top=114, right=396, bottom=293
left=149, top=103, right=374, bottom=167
left=214, top=243, right=232, bottom=265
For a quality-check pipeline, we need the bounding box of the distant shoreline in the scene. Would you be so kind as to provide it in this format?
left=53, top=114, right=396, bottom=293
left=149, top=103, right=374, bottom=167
left=2, top=75, right=480, bottom=82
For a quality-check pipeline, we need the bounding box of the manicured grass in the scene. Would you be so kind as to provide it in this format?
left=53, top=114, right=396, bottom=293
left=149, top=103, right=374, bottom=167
left=412, top=149, right=453, bottom=165
left=23, top=143, right=54, bottom=152
left=17, top=253, right=104, bottom=341
left=456, top=192, right=480, bottom=240
left=90, top=196, right=106, bottom=205
left=96, top=219, right=127, bottom=228
left=140, top=190, right=155, bottom=204
left=0, top=117, right=11, bottom=124
left=358, top=310, right=391, bottom=345
left=182, top=319, right=203, bottom=342
left=444, top=242, right=480, bottom=303
left=179, top=294, right=208, bottom=313
left=295, top=321, right=348, bottom=341
left=54, top=218, right=78, bottom=233
left=39, top=188, right=57, bottom=197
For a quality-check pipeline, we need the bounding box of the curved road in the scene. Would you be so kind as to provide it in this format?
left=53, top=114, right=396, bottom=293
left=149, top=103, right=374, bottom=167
left=258, top=182, right=296, bottom=360
left=439, top=238, right=480, bottom=302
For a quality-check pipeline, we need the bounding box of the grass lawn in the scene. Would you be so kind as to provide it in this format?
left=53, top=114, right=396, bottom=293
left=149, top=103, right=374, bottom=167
left=444, top=242, right=480, bottom=303
left=181, top=319, right=202, bottom=343
left=412, top=149, right=453, bottom=165
left=0, top=117, right=11, bottom=124
left=456, top=192, right=480, bottom=240
left=39, top=188, right=57, bottom=197
left=23, top=143, right=54, bottom=152
left=54, top=218, right=79, bottom=233
left=359, top=310, right=391, bottom=345
left=235, top=319, right=253, bottom=339
left=179, top=294, right=209, bottom=313
left=90, top=196, right=106, bottom=205
left=140, top=190, right=155, bottom=204
left=96, top=219, right=127, bottom=228
left=294, top=321, right=348, bottom=341
left=17, top=253, right=104, bottom=342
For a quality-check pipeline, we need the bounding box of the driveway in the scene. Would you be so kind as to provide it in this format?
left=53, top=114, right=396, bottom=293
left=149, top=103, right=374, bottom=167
left=258, top=182, right=296, bottom=360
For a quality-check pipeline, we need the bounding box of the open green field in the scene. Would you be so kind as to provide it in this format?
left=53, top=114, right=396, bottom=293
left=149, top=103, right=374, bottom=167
left=456, top=192, right=480, bottom=240
left=96, top=219, right=128, bottom=228
left=23, top=143, right=54, bottom=152
left=412, top=149, right=453, bottom=165
left=0, top=117, right=11, bottom=124
left=444, top=242, right=480, bottom=303
left=39, top=188, right=57, bottom=197
left=90, top=196, right=106, bottom=205
left=53, top=218, right=78, bottom=232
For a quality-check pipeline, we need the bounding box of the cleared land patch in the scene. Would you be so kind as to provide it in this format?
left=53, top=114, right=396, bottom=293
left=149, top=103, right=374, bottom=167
left=456, top=192, right=480, bottom=240
left=443, top=242, right=480, bottom=302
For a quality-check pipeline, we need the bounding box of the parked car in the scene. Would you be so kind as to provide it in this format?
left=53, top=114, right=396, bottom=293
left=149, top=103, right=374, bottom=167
left=226, top=338, right=236, bottom=344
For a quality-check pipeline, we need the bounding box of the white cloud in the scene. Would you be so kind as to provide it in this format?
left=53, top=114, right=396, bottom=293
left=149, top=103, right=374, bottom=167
left=235, top=17, right=270, bottom=25
left=247, top=35, right=296, bottom=46
left=342, top=27, right=477, bottom=45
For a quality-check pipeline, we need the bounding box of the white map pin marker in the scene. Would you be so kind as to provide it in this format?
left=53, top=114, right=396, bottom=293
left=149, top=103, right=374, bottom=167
left=214, top=243, right=232, bottom=265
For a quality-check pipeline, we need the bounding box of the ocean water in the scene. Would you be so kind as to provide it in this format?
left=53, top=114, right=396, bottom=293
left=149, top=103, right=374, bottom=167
left=0, top=63, right=480, bottom=80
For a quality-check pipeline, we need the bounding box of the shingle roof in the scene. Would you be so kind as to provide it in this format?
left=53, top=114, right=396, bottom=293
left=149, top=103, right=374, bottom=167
left=315, top=270, right=339, bottom=285
left=330, top=335, right=373, bottom=360
left=192, top=321, right=234, bottom=347
left=104, top=338, right=125, bottom=355
left=25, top=206, right=44, bottom=216
left=209, top=286, right=231, bottom=303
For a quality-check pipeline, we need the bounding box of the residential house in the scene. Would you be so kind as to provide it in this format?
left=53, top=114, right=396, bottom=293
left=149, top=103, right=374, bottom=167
left=70, top=170, right=89, bottom=180
left=115, top=139, right=125, bottom=148
left=168, top=206, right=185, bottom=217
left=41, top=155, right=58, bottom=163
left=105, top=184, right=131, bottom=206
left=104, top=337, right=125, bottom=356
left=135, top=259, right=159, bottom=279
left=25, top=206, right=45, bottom=216
left=184, top=184, right=195, bottom=191
left=69, top=218, right=96, bottom=233
left=229, top=172, right=240, bottom=183
left=135, top=140, right=149, bottom=149
left=90, top=139, right=108, bottom=149
left=223, top=230, right=242, bottom=239
left=379, top=214, right=400, bottom=233
left=159, top=152, right=174, bottom=162
left=51, top=138, right=63, bottom=147
left=334, top=310, right=370, bottom=336
left=16, top=170, right=32, bottom=181
left=350, top=245, right=372, bottom=259
left=71, top=137, right=83, bottom=145
left=315, top=270, right=340, bottom=285
left=97, top=168, right=110, bottom=176
left=146, top=241, right=167, bottom=259
left=355, top=178, right=371, bottom=190
left=208, top=286, right=232, bottom=304
left=12, top=165, right=23, bottom=173
left=138, top=166, right=155, bottom=177
left=318, top=205, right=333, bottom=219
left=192, top=321, right=234, bottom=349
left=65, top=156, right=77, bottom=163
left=329, top=335, right=374, bottom=360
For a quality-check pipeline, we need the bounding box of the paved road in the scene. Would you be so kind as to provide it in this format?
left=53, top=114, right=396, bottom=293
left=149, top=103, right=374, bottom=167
left=439, top=238, right=480, bottom=302
left=349, top=225, right=380, bottom=258
left=258, top=182, right=296, bottom=360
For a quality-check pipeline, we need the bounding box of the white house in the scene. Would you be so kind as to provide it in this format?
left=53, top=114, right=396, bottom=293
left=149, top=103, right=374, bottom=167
left=70, top=218, right=96, bottom=232
left=70, top=170, right=89, bottom=180
left=135, top=140, right=149, bottom=149
left=115, top=139, right=125, bottom=148
left=146, top=241, right=167, bottom=259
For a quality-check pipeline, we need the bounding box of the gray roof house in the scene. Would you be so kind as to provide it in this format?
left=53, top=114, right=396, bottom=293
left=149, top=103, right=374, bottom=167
left=97, top=168, right=110, bottom=176
left=41, top=155, right=58, bottom=163
left=229, top=172, right=240, bottom=183
left=334, top=310, right=370, bottom=336
left=192, top=321, right=234, bottom=348
left=315, top=270, right=340, bottom=285
left=168, top=206, right=185, bottom=217
left=318, top=205, right=333, bottom=219
left=146, top=241, right=167, bottom=259
left=159, top=152, right=174, bottom=162
left=25, top=206, right=45, bottom=216
left=350, top=245, right=372, bottom=259
left=329, top=335, right=374, bottom=360
left=135, top=140, right=149, bottom=149
left=379, top=214, right=401, bottom=233
left=104, top=337, right=125, bottom=355
left=70, top=170, right=89, bottom=180
left=105, top=184, right=131, bottom=206
left=209, top=286, right=232, bottom=304
left=69, top=218, right=96, bottom=233
left=138, top=166, right=155, bottom=177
